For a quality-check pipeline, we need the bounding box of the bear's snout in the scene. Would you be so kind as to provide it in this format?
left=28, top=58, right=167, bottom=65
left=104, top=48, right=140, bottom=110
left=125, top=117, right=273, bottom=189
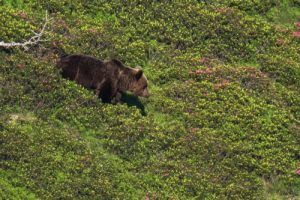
left=142, top=89, right=150, bottom=98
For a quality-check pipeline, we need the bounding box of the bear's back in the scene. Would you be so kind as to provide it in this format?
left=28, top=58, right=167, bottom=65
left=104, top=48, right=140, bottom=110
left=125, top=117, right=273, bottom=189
left=57, top=54, right=104, bottom=86
left=57, top=54, right=123, bottom=89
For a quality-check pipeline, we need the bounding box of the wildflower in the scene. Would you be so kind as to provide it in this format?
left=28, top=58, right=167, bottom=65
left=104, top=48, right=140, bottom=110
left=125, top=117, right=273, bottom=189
left=275, top=26, right=288, bottom=33
left=292, top=32, right=300, bottom=38
left=275, top=38, right=286, bottom=45
left=296, top=169, right=300, bottom=175
left=199, top=57, right=209, bottom=64
left=195, top=68, right=213, bottom=75
left=294, top=22, right=300, bottom=29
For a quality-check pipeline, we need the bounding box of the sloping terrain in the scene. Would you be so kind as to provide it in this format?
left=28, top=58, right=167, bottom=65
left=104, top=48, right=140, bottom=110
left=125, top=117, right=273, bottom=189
left=0, top=1, right=300, bottom=199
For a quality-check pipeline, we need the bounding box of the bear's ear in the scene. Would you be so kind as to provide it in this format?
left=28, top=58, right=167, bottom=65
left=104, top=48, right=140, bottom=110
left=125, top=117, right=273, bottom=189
left=135, top=69, right=143, bottom=80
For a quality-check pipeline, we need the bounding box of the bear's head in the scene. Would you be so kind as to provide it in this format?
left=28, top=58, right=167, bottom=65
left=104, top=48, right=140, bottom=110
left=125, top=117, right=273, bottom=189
left=129, top=68, right=150, bottom=98
left=110, top=59, right=150, bottom=98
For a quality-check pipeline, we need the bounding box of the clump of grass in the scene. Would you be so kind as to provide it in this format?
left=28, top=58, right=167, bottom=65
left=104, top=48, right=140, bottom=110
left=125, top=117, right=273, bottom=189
left=0, top=1, right=300, bottom=199
left=266, top=0, right=300, bottom=27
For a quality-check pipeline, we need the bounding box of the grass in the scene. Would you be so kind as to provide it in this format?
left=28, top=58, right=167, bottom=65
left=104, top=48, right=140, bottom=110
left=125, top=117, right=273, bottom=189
left=0, top=1, right=300, bottom=199
left=266, top=0, right=300, bottom=27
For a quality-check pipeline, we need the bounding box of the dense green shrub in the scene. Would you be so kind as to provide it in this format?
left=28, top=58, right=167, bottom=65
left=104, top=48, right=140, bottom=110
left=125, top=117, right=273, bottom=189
left=0, top=7, right=37, bottom=42
left=94, top=1, right=276, bottom=62
left=0, top=114, right=116, bottom=199
left=204, top=0, right=280, bottom=14
left=292, top=0, right=300, bottom=6
left=0, top=170, right=38, bottom=200
left=1, top=1, right=300, bottom=199
left=258, top=54, right=300, bottom=86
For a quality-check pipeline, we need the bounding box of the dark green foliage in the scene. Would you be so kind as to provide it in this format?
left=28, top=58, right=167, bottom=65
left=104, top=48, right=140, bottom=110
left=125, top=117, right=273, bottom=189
left=203, top=0, right=280, bottom=14
left=1, top=1, right=300, bottom=199
left=292, top=0, right=300, bottom=6
left=0, top=117, right=115, bottom=199
left=259, top=54, right=300, bottom=86
left=0, top=7, right=37, bottom=42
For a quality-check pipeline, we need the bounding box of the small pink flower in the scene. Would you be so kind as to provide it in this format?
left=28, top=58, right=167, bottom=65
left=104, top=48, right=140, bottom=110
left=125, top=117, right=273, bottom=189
left=222, top=79, right=230, bottom=84
left=195, top=69, right=204, bottom=75
left=276, top=38, right=286, bottom=45
left=296, top=169, right=300, bottom=174
left=88, top=28, right=97, bottom=33
left=189, top=70, right=194, bottom=75
left=292, top=32, right=300, bottom=38
left=190, top=128, right=199, bottom=133
left=275, top=26, right=288, bottom=33
left=294, top=22, right=300, bottom=29
left=216, top=7, right=233, bottom=14
left=199, top=57, right=209, bottom=64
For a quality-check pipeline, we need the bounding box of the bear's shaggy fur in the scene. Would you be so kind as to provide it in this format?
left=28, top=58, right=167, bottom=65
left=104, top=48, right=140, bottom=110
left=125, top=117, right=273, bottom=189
left=56, top=54, right=150, bottom=103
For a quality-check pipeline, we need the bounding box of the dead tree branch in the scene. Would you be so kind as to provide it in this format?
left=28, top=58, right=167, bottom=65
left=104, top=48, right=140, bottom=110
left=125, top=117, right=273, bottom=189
left=0, top=11, right=51, bottom=50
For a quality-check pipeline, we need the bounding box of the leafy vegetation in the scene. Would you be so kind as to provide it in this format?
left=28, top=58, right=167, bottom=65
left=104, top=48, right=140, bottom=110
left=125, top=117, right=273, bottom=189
left=0, top=0, right=299, bottom=199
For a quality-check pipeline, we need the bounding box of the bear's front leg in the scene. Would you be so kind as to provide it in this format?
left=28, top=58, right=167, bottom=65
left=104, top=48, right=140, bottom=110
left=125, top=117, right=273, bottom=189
left=115, top=92, right=122, bottom=102
left=111, top=92, right=122, bottom=104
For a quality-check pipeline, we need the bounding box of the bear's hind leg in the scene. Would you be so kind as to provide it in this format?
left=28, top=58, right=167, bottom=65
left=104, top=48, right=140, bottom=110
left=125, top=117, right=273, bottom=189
left=98, top=81, right=113, bottom=103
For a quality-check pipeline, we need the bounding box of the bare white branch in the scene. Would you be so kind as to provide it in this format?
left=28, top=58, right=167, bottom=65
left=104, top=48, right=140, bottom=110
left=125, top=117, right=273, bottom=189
left=0, top=11, right=52, bottom=50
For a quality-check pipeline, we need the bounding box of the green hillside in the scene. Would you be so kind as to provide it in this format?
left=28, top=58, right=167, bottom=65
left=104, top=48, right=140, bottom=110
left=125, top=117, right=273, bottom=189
left=1, top=1, right=300, bottom=199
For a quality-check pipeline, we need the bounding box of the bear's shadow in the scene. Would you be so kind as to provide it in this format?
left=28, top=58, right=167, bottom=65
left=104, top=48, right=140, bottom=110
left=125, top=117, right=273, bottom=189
left=120, top=92, right=146, bottom=116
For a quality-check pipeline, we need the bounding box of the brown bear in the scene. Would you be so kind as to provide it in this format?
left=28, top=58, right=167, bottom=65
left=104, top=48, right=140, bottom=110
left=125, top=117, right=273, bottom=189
left=56, top=54, right=150, bottom=103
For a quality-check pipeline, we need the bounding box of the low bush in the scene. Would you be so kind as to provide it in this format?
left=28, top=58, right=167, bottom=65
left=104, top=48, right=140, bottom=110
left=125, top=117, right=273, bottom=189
left=1, top=1, right=300, bottom=199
